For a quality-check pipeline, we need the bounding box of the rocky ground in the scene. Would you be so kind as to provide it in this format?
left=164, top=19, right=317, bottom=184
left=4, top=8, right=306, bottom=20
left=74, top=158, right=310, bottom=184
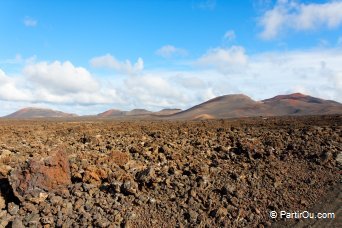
left=0, top=115, right=341, bottom=227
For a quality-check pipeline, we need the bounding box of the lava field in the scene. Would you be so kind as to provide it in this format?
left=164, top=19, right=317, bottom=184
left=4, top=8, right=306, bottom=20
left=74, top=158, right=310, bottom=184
left=0, top=115, right=341, bottom=227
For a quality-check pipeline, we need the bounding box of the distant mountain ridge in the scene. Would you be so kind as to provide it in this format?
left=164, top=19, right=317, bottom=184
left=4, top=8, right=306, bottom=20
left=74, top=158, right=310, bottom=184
left=96, top=108, right=181, bottom=118
left=96, top=109, right=126, bottom=117
left=262, top=93, right=340, bottom=105
left=97, top=109, right=152, bottom=117
left=152, top=109, right=182, bottom=116
left=4, top=107, right=77, bottom=119
left=2, top=93, right=342, bottom=119
left=168, top=93, right=342, bottom=119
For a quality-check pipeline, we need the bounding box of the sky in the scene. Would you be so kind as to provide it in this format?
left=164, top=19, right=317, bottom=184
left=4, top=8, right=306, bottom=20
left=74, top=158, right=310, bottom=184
left=0, top=0, right=342, bottom=116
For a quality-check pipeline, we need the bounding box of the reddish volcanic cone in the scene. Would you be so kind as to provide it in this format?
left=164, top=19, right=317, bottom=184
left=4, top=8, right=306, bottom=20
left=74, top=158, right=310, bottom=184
left=4, top=107, right=77, bottom=119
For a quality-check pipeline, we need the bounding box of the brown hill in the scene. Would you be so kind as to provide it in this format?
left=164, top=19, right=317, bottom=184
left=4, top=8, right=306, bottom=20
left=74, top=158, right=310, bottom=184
left=169, top=94, right=266, bottom=119
left=4, top=107, right=78, bottom=119
left=97, top=109, right=125, bottom=117
left=97, top=109, right=152, bottom=118
left=97, top=108, right=182, bottom=118
left=126, top=109, right=152, bottom=116
left=7, top=93, right=339, bottom=120
left=153, top=109, right=182, bottom=116
left=169, top=93, right=342, bottom=119
left=262, top=93, right=342, bottom=115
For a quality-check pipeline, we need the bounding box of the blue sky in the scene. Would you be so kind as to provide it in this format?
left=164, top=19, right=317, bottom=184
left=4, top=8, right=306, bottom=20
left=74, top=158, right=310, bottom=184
left=0, top=0, right=341, bottom=115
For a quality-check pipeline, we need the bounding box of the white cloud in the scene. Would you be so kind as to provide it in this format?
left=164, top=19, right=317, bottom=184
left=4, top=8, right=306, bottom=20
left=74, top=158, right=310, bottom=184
left=178, top=76, right=206, bottom=89
left=192, top=46, right=342, bottom=103
left=0, top=60, right=123, bottom=109
left=24, top=61, right=100, bottom=94
left=123, top=74, right=188, bottom=108
left=118, top=46, right=342, bottom=108
left=241, top=48, right=342, bottom=101
left=90, top=54, right=143, bottom=74
left=224, top=30, right=236, bottom=41
left=32, top=89, right=120, bottom=105
left=120, top=68, right=243, bottom=110
left=23, top=17, right=37, bottom=27
left=196, top=46, right=248, bottom=73
left=259, top=0, right=342, bottom=40
left=0, top=69, right=30, bottom=101
left=155, top=45, right=188, bottom=58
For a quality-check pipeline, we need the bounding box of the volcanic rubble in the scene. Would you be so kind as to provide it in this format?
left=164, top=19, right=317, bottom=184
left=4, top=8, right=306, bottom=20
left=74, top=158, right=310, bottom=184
left=0, top=115, right=341, bottom=227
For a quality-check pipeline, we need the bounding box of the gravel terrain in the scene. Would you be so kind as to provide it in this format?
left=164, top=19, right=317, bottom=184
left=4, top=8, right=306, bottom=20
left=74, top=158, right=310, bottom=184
left=0, top=115, right=341, bottom=227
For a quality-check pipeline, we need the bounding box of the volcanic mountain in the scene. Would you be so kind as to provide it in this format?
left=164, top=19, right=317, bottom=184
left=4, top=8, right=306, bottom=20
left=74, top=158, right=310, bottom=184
left=152, top=109, right=182, bottom=116
left=96, top=109, right=126, bottom=117
left=168, top=93, right=342, bottom=119
left=126, top=109, right=152, bottom=116
left=262, top=93, right=342, bottom=115
left=97, top=109, right=152, bottom=118
left=97, top=108, right=181, bottom=118
left=168, top=94, right=265, bottom=119
left=3, top=93, right=341, bottom=119
left=4, top=107, right=78, bottom=119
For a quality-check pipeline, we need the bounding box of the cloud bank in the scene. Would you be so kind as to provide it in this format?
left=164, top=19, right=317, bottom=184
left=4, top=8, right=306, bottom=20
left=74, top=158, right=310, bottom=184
left=24, top=61, right=99, bottom=94
left=259, top=0, right=342, bottom=39
left=196, top=46, right=248, bottom=73
left=0, top=46, right=342, bottom=116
